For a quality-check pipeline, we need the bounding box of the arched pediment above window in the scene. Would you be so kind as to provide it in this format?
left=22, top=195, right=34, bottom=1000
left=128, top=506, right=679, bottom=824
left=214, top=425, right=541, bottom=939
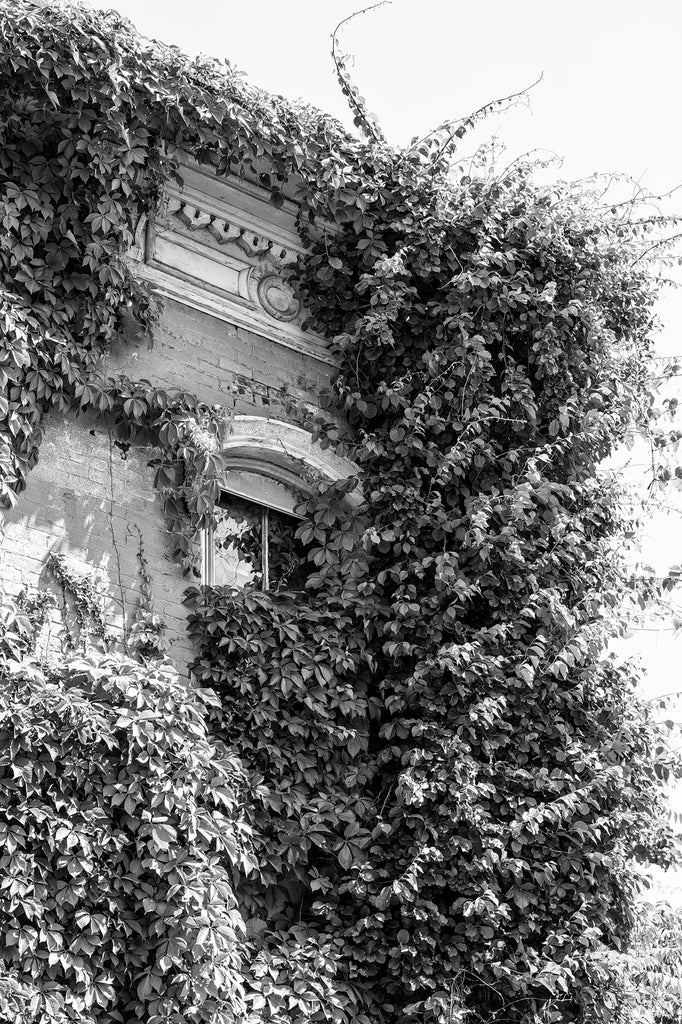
left=202, top=415, right=359, bottom=588
left=220, top=415, right=357, bottom=495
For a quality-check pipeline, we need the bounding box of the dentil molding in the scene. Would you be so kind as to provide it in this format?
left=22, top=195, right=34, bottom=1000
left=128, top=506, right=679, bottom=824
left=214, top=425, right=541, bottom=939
left=129, top=157, right=335, bottom=366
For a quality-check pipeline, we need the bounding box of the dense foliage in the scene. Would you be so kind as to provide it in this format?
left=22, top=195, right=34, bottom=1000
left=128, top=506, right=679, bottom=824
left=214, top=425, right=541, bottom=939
left=0, top=1, right=680, bottom=1022
left=595, top=897, right=682, bottom=1024
left=0, top=645, right=253, bottom=1024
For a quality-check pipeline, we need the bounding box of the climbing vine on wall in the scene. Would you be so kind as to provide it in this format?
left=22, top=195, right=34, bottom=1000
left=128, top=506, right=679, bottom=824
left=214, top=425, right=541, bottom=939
left=47, top=552, right=113, bottom=651
left=0, top=2, right=681, bottom=1023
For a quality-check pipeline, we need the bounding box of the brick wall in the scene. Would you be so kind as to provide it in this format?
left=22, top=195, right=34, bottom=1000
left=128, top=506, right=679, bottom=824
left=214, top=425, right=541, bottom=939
left=109, top=297, right=334, bottom=417
left=0, top=296, right=334, bottom=672
left=0, top=411, right=195, bottom=671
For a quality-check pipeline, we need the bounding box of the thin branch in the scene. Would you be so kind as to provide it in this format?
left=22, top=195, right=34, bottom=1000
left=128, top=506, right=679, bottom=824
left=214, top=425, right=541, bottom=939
left=645, top=691, right=682, bottom=705
left=493, top=146, right=562, bottom=184
left=331, top=3, right=389, bottom=145
left=607, top=180, right=682, bottom=213
left=631, top=232, right=682, bottom=268
left=407, top=72, right=544, bottom=166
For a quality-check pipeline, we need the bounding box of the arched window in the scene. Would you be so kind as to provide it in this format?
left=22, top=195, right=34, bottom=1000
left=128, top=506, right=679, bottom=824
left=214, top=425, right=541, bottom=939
left=202, top=470, right=307, bottom=591
left=200, top=416, right=357, bottom=591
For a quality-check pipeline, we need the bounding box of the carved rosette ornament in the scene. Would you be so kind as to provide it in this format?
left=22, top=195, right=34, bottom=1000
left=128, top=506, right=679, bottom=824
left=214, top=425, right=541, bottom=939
left=164, top=198, right=302, bottom=322
left=256, top=273, right=300, bottom=322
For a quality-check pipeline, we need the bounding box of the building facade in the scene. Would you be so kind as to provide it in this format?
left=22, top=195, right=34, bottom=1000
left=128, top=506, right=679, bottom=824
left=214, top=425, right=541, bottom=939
left=0, top=152, right=352, bottom=669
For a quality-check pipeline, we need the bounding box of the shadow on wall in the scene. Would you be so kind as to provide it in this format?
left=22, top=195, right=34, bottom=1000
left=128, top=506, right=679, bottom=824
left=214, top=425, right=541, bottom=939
left=0, top=410, right=193, bottom=670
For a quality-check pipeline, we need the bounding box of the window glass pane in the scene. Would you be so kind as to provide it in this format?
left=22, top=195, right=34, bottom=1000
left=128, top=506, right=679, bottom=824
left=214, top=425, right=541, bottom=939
left=268, top=507, right=309, bottom=592
left=213, top=494, right=263, bottom=588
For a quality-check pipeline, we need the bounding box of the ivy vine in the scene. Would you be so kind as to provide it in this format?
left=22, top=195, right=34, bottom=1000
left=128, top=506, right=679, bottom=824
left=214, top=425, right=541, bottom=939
left=0, top=2, right=680, bottom=1024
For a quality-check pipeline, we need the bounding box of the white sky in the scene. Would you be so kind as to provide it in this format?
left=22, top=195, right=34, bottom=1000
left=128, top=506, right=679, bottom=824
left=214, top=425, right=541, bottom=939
left=82, top=0, right=682, bottom=869
left=84, top=0, right=682, bottom=337
left=83, top=0, right=682, bottom=185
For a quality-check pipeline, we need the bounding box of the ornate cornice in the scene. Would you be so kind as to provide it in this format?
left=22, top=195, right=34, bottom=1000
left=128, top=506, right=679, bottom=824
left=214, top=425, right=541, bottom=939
left=171, top=198, right=292, bottom=263
left=128, top=164, right=334, bottom=365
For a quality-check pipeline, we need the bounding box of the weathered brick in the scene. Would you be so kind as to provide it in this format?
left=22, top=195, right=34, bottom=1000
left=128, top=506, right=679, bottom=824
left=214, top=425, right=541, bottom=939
left=1, top=192, right=341, bottom=675
left=0, top=411, right=195, bottom=672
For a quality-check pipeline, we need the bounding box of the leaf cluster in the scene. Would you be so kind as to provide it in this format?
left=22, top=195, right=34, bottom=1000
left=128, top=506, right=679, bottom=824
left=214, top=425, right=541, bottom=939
left=0, top=652, right=254, bottom=1023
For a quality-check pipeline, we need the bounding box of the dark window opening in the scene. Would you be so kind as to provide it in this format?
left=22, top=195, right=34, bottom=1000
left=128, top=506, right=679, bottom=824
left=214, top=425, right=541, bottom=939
left=211, top=490, right=308, bottom=592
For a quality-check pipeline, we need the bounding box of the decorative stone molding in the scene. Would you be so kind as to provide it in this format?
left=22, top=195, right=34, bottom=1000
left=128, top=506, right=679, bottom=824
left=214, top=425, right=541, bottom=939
left=221, top=415, right=359, bottom=495
left=254, top=272, right=300, bottom=322
left=171, top=198, right=291, bottom=262
left=168, top=197, right=300, bottom=321
left=131, top=157, right=335, bottom=366
left=127, top=213, right=148, bottom=263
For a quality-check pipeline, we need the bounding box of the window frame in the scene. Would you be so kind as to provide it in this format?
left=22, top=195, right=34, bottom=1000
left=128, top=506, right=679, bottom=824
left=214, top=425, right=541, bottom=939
left=202, top=482, right=304, bottom=589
